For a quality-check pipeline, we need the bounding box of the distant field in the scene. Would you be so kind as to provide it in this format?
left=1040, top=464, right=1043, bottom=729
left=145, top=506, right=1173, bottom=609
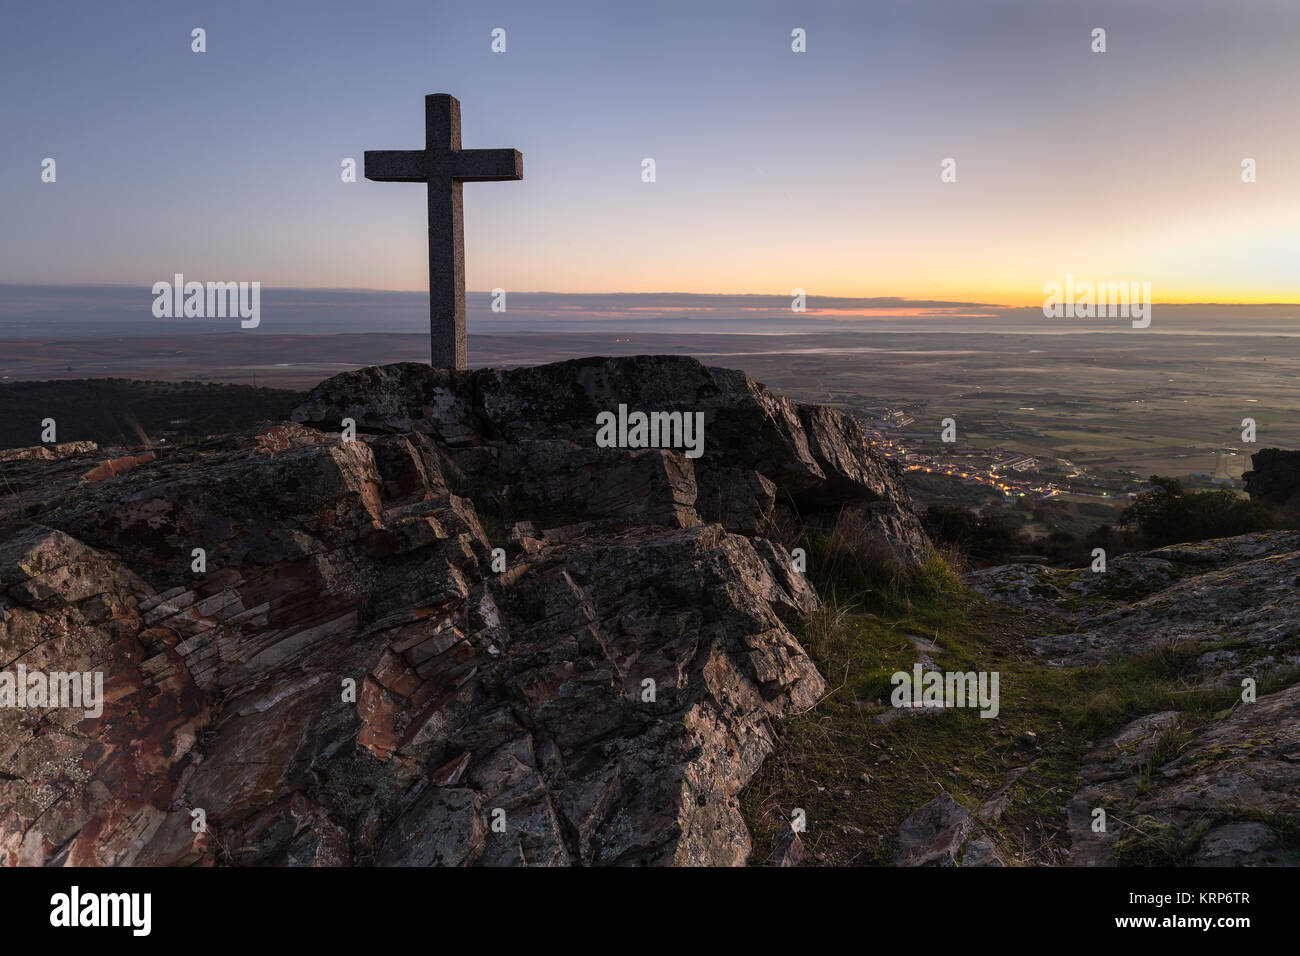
left=1, top=328, right=1296, bottom=481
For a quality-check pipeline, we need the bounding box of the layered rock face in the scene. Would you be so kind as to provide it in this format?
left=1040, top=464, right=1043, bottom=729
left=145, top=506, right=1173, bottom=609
left=289, top=357, right=929, bottom=562
left=0, top=356, right=926, bottom=866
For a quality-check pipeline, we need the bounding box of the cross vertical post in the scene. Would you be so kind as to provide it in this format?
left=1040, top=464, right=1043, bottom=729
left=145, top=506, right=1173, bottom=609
left=364, top=94, right=523, bottom=369
left=426, top=95, right=465, bottom=370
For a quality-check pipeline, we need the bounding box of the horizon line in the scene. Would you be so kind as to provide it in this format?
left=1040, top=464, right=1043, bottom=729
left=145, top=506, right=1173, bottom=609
left=2, top=284, right=1298, bottom=309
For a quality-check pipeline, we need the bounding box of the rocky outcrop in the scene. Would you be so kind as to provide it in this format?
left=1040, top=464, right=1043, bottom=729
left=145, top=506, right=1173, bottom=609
left=970, top=531, right=1300, bottom=866
left=966, top=531, right=1300, bottom=685
left=288, top=356, right=930, bottom=565
left=1066, top=690, right=1300, bottom=866
left=0, top=357, right=926, bottom=867
left=1243, top=447, right=1300, bottom=508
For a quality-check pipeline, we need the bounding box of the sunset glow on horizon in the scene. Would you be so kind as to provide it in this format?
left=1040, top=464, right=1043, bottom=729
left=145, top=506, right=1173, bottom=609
left=3, top=0, right=1298, bottom=306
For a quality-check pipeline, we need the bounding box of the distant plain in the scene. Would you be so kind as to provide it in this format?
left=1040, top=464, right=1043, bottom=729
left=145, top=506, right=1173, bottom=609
left=2, top=323, right=1296, bottom=483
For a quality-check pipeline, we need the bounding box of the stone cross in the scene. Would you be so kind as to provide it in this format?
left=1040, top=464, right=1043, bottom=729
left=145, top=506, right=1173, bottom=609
left=365, top=94, right=523, bottom=369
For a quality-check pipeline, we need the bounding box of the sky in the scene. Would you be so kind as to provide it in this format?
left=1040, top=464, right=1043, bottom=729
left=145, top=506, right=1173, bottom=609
left=2, top=0, right=1298, bottom=307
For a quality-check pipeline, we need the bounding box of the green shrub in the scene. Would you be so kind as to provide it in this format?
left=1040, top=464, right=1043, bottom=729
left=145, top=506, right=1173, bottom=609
left=1121, top=476, right=1276, bottom=547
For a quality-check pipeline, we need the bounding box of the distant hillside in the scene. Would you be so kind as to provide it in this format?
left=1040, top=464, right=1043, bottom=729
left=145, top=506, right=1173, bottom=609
left=0, top=378, right=305, bottom=450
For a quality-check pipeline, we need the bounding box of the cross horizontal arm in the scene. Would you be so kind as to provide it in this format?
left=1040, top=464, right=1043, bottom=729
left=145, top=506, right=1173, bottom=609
left=364, top=150, right=427, bottom=182
left=453, top=149, right=523, bottom=182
